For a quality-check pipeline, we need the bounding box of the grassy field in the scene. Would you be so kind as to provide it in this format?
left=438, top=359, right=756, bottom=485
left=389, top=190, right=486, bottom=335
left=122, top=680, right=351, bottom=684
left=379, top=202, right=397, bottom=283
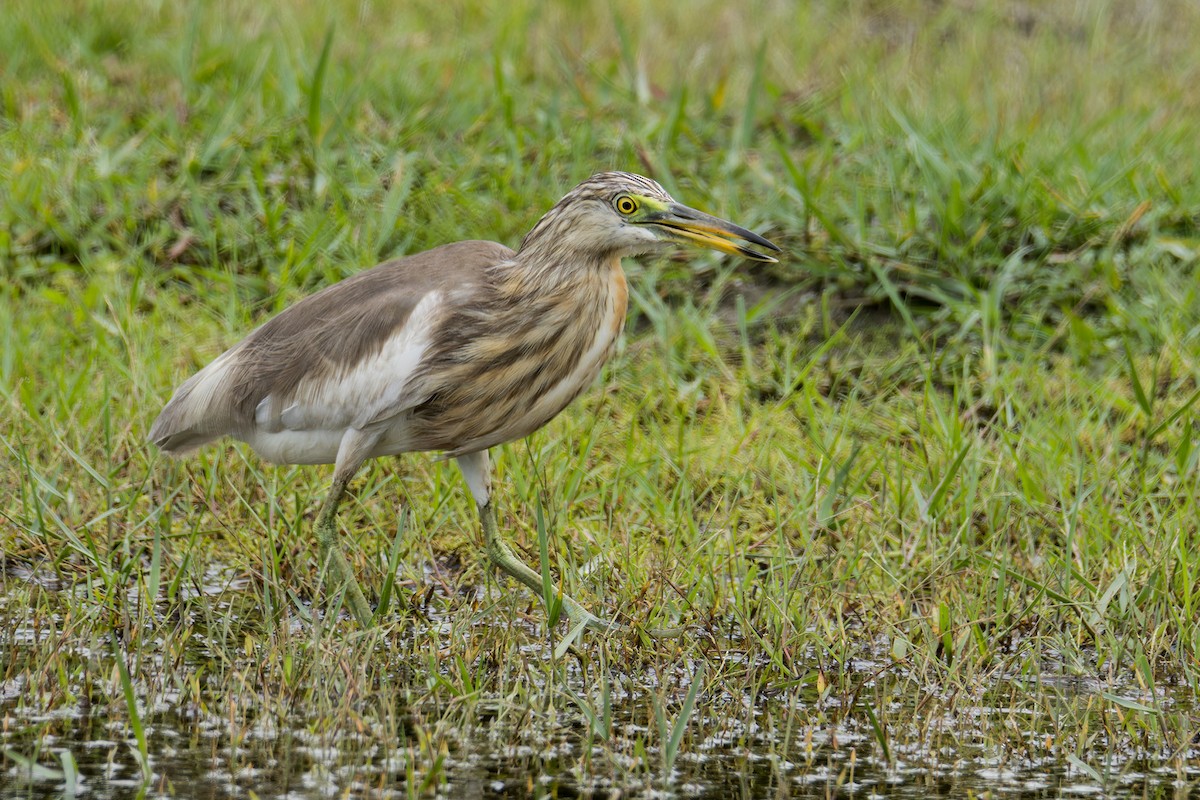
left=3, top=0, right=1200, bottom=796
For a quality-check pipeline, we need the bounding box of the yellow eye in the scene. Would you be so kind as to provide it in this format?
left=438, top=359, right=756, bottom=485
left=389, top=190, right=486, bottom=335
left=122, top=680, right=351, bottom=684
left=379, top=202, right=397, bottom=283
left=614, top=195, right=638, bottom=215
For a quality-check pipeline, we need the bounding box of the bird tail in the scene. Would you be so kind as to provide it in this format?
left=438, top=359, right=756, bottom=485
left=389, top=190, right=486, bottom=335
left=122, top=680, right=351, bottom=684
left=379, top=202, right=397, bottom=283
left=149, top=349, right=241, bottom=454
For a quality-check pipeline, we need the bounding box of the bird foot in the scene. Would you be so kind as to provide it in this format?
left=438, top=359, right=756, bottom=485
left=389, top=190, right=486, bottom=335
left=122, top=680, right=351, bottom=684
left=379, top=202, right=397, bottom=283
left=477, top=499, right=685, bottom=639
left=563, top=598, right=685, bottom=639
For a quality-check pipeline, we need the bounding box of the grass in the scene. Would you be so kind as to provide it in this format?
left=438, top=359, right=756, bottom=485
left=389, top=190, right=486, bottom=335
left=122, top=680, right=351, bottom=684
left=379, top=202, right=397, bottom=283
left=2, top=0, right=1200, bottom=795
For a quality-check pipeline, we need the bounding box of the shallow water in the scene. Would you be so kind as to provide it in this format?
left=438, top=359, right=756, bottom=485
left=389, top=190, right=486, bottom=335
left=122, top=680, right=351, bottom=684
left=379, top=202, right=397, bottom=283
left=3, top=696, right=1196, bottom=799
left=5, top=665, right=1196, bottom=798
left=2, top=566, right=1197, bottom=799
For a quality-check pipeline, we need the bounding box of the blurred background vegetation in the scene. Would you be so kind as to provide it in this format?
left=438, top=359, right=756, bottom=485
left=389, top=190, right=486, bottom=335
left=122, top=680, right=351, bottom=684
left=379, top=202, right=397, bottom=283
left=4, top=1, right=1197, bottom=324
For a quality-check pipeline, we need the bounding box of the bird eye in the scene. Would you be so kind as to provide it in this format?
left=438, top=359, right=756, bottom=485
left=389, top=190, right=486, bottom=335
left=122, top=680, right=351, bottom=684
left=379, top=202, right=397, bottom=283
left=614, top=195, right=638, bottom=215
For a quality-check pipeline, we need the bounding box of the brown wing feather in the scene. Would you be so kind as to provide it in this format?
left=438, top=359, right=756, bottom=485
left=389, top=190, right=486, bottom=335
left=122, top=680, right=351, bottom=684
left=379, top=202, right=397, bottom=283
left=149, top=240, right=514, bottom=453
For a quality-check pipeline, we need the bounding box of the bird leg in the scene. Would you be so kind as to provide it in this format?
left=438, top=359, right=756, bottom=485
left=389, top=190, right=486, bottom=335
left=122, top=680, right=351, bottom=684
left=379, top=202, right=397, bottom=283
left=313, top=468, right=374, bottom=627
left=457, top=451, right=685, bottom=637
left=457, top=449, right=628, bottom=634
left=476, top=498, right=626, bottom=634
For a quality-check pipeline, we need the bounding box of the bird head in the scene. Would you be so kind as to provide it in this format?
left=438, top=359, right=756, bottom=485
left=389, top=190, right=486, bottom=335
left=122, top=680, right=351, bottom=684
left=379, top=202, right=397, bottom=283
left=519, top=172, right=781, bottom=264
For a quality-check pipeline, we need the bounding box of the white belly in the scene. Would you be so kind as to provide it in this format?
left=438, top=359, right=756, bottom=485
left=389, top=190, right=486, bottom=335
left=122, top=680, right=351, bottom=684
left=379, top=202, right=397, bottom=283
left=241, top=429, right=346, bottom=465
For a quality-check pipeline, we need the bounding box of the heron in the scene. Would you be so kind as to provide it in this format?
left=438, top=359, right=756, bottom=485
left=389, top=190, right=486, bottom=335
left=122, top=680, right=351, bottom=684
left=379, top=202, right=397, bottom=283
left=149, top=171, right=780, bottom=633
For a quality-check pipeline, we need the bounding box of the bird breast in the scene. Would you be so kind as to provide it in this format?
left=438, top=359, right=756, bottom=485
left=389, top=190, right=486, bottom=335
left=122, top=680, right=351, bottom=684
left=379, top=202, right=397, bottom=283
left=412, top=257, right=629, bottom=456
left=520, top=265, right=628, bottom=428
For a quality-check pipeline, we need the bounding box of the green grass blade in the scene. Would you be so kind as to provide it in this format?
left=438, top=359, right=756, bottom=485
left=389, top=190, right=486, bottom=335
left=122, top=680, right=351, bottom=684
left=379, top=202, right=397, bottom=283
left=663, top=665, right=704, bottom=775
left=1100, top=691, right=1156, bottom=714
left=862, top=700, right=891, bottom=763
left=112, top=641, right=151, bottom=782
left=3, top=748, right=63, bottom=781
left=1123, top=340, right=1153, bottom=417
left=307, top=24, right=335, bottom=148
left=373, top=508, right=408, bottom=623
left=927, top=442, right=972, bottom=519
left=1147, top=384, right=1200, bottom=440
left=536, top=502, right=563, bottom=629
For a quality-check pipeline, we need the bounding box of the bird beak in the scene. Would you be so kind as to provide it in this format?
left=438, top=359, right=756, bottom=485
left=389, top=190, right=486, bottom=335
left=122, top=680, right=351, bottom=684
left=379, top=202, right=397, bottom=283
left=643, top=203, right=782, bottom=263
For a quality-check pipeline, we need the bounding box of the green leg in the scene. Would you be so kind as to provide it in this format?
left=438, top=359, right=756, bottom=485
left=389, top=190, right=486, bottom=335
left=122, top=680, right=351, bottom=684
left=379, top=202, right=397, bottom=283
left=459, top=449, right=682, bottom=638
left=479, top=500, right=626, bottom=634
left=314, top=474, right=374, bottom=627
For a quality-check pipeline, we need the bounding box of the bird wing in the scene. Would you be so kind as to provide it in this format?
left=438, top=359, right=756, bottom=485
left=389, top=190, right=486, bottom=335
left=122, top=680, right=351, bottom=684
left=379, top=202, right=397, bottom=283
left=252, top=287, right=446, bottom=434
left=150, top=241, right=513, bottom=453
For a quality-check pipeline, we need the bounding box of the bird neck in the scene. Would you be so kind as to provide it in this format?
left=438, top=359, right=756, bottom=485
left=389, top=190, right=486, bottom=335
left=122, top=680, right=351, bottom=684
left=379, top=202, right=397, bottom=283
left=501, top=246, right=619, bottom=297
left=486, top=248, right=628, bottom=353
